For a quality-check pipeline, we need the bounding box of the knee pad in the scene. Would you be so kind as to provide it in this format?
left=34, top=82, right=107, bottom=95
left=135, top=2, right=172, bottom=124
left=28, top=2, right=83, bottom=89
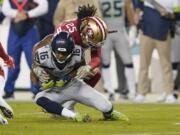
left=36, top=97, right=63, bottom=115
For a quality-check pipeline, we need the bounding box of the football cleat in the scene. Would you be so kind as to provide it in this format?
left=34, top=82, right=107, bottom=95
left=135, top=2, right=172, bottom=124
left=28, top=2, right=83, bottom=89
left=165, top=94, right=177, bottom=103
left=73, top=113, right=91, bottom=122
left=3, top=92, right=14, bottom=99
left=134, top=94, right=145, bottom=103
left=0, top=102, right=14, bottom=119
left=110, top=111, right=129, bottom=122
left=0, top=114, right=8, bottom=125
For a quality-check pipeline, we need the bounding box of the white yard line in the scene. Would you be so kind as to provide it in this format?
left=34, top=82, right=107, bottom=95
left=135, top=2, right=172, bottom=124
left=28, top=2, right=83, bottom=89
left=174, top=122, right=180, bottom=125
left=113, top=132, right=180, bottom=135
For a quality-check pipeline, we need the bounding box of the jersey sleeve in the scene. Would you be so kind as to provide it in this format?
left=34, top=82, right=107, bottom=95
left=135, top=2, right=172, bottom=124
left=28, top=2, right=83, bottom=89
left=72, top=45, right=86, bottom=69
left=88, top=47, right=101, bottom=69
left=0, top=42, right=9, bottom=61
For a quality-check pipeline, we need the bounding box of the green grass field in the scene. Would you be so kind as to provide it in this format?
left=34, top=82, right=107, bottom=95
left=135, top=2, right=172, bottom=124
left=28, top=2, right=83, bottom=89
left=0, top=102, right=180, bottom=135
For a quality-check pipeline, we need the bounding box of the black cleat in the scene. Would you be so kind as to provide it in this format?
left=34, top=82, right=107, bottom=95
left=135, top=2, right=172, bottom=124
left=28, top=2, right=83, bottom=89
left=3, top=92, right=14, bottom=99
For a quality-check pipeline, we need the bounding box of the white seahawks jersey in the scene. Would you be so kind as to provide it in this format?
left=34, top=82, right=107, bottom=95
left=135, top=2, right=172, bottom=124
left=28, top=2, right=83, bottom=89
left=34, top=44, right=84, bottom=79
left=98, top=0, right=126, bottom=31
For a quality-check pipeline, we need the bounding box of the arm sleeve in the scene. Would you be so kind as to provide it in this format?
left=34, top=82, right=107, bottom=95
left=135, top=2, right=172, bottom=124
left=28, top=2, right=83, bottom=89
left=27, top=0, right=48, bottom=18
left=88, top=48, right=101, bottom=69
left=2, top=0, right=18, bottom=18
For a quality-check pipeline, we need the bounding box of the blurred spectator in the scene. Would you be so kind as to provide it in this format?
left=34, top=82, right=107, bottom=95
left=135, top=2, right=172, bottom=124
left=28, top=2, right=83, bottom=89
left=2, top=0, right=48, bottom=99
left=36, top=0, right=59, bottom=40
left=53, top=0, right=102, bottom=27
left=99, top=0, right=136, bottom=100
left=133, top=0, right=179, bottom=103
left=171, top=21, right=180, bottom=95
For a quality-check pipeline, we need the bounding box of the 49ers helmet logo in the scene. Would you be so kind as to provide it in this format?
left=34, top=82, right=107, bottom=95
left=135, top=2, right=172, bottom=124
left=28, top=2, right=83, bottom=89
left=80, top=16, right=108, bottom=47
left=87, top=26, right=94, bottom=39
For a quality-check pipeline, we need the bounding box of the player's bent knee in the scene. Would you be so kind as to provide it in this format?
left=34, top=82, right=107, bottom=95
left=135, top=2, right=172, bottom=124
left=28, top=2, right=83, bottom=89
left=36, top=97, right=63, bottom=115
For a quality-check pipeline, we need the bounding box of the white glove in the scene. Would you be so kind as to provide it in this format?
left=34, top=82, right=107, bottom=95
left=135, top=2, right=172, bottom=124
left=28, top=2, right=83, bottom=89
left=76, top=65, right=95, bottom=80
left=33, top=66, right=50, bottom=83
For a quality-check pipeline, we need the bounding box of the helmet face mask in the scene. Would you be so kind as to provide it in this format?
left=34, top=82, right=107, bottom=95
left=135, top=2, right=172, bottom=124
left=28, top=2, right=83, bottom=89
left=81, top=33, right=104, bottom=48
left=51, top=31, right=75, bottom=64
left=52, top=51, right=72, bottom=64
left=80, top=16, right=108, bottom=48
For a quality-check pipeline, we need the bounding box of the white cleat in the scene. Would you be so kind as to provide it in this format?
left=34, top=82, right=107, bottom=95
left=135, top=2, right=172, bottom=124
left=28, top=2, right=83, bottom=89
left=0, top=114, right=8, bottom=125
left=128, top=91, right=136, bottom=100
left=134, top=94, right=145, bottom=103
left=156, top=92, right=167, bottom=103
left=0, top=102, right=14, bottom=118
left=165, top=94, right=177, bottom=103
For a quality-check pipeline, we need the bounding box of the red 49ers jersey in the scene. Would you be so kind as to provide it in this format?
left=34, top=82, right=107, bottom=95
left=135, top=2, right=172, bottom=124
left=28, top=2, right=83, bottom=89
left=55, top=19, right=101, bottom=69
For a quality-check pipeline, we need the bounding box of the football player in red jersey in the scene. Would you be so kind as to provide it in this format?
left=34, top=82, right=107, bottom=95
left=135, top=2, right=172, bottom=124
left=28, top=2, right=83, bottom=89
left=54, top=4, right=108, bottom=87
left=0, top=42, right=14, bottom=125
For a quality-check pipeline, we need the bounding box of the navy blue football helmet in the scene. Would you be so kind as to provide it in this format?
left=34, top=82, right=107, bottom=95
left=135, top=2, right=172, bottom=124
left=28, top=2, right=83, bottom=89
left=51, top=31, right=75, bottom=64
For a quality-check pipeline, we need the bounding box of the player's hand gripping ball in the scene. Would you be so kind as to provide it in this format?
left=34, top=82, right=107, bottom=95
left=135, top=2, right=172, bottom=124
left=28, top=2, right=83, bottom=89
left=76, top=65, right=96, bottom=80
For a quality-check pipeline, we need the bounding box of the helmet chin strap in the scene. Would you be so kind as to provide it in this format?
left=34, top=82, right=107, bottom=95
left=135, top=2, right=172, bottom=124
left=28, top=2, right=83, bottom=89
left=83, top=39, right=103, bottom=48
left=82, top=34, right=104, bottom=48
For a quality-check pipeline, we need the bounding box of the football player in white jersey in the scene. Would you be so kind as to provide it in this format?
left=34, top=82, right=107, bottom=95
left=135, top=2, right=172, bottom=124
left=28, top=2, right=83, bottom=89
left=98, top=0, right=136, bottom=100
left=31, top=31, right=129, bottom=122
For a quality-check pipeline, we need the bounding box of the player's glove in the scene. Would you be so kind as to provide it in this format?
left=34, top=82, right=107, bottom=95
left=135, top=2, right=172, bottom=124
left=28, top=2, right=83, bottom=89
left=55, top=80, right=66, bottom=87
left=76, top=65, right=96, bottom=80
left=4, top=56, right=15, bottom=69
left=54, top=75, right=71, bottom=87
left=33, top=66, right=50, bottom=82
left=41, top=80, right=55, bottom=90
